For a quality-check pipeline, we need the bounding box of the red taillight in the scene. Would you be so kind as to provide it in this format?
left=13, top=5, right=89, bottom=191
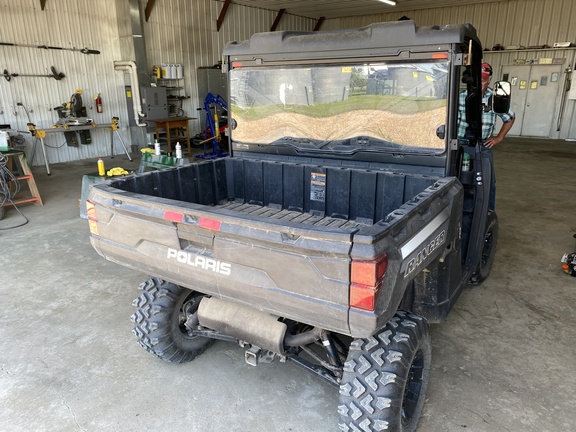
left=198, top=217, right=221, bottom=231
left=351, top=255, right=388, bottom=286
left=86, top=200, right=99, bottom=236
left=350, top=254, right=388, bottom=311
left=163, top=212, right=221, bottom=231
left=164, top=210, right=184, bottom=223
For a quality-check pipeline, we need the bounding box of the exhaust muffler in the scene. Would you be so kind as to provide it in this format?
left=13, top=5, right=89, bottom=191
left=197, top=297, right=287, bottom=355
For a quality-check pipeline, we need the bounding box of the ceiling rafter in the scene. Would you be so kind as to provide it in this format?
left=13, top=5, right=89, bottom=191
left=217, top=0, right=232, bottom=31
left=313, top=17, right=325, bottom=31
left=145, top=0, right=156, bottom=22
left=270, top=8, right=285, bottom=31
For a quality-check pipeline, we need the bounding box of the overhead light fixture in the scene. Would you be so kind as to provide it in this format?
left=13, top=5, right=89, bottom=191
left=377, top=0, right=397, bottom=5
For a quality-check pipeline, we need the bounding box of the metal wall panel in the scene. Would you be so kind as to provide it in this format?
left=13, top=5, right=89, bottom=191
left=322, top=0, right=576, bottom=139
left=142, top=0, right=314, bottom=136
left=0, top=0, right=313, bottom=166
left=322, top=0, right=576, bottom=50
left=4, top=0, right=574, bottom=167
left=0, top=0, right=132, bottom=166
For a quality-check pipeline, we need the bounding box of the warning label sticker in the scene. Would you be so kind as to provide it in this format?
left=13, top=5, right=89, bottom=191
left=310, top=172, right=326, bottom=202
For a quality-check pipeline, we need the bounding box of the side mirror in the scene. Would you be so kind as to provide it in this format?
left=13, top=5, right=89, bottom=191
left=493, top=81, right=511, bottom=114
left=436, top=124, right=445, bottom=139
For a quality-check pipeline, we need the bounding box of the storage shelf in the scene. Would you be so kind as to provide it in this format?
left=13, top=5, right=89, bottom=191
left=156, top=77, right=186, bottom=116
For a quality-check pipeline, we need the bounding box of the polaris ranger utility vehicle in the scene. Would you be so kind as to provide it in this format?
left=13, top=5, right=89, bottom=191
left=87, top=21, right=509, bottom=431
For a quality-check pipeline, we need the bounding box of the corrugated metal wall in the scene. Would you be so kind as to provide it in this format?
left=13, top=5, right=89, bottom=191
left=0, top=0, right=131, bottom=166
left=0, top=0, right=314, bottom=166
left=142, top=0, right=314, bottom=136
left=323, top=0, right=576, bottom=50
left=323, top=0, right=576, bottom=139
left=2, top=0, right=575, bottom=167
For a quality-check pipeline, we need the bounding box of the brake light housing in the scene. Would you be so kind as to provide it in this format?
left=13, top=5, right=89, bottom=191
left=86, top=200, right=99, bottom=236
left=350, top=254, right=388, bottom=311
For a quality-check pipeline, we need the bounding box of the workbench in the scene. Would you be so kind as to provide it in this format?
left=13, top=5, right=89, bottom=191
left=148, top=117, right=192, bottom=156
left=29, top=117, right=132, bottom=175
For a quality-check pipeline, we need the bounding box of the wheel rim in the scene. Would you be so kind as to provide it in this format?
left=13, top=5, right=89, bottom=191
left=402, top=348, right=425, bottom=426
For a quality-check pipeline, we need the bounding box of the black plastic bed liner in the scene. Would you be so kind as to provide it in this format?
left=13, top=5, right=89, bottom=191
left=218, top=200, right=364, bottom=229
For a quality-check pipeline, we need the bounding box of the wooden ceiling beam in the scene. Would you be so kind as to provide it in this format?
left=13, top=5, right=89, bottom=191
left=145, top=0, right=156, bottom=22
left=270, top=8, right=285, bottom=32
left=217, top=0, right=232, bottom=32
left=313, top=17, right=325, bottom=31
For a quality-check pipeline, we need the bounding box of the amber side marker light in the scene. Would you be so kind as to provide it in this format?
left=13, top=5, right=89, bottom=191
left=350, top=254, right=388, bottom=312
left=86, top=200, right=99, bottom=236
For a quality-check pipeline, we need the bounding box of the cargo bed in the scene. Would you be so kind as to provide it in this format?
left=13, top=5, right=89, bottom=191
left=108, top=156, right=439, bottom=229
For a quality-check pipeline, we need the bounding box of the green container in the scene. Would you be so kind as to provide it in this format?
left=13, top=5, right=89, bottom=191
left=138, top=152, right=190, bottom=173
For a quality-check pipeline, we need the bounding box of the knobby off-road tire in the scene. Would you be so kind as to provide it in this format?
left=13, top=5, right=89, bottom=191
left=338, top=311, right=431, bottom=432
left=131, top=277, right=213, bottom=363
left=469, top=211, right=499, bottom=285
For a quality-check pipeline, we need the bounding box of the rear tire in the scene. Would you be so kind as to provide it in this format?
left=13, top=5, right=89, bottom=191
left=338, top=311, right=431, bottom=432
left=131, top=277, right=213, bottom=363
left=469, top=211, right=498, bottom=285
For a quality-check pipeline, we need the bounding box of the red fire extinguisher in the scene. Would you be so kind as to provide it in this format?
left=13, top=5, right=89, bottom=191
left=95, top=93, right=103, bottom=113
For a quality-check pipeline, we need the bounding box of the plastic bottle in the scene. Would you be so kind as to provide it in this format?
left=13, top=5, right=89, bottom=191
left=97, top=158, right=105, bottom=176
left=154, top=139, right=161, bottom=156
left=462, top=152, right=470, bottom=172
left=175, top=142, right=182, bottom=159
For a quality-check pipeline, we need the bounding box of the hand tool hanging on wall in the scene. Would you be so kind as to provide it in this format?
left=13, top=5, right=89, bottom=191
left=3, top=66, right=65, bottom=81
left=0, top=41, right=100, bottom=55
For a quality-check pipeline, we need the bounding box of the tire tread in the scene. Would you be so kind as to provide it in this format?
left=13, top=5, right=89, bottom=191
left=131, top=277, right=213, bottom=363
left=338, top=311, right=431, bottom=432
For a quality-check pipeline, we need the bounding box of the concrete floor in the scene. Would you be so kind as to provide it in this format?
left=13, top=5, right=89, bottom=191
left=1, top=137, right=575, bottom=432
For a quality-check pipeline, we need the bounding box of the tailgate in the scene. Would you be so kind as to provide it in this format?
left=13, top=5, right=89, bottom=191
left=88, top=184, right=359, bottom=335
